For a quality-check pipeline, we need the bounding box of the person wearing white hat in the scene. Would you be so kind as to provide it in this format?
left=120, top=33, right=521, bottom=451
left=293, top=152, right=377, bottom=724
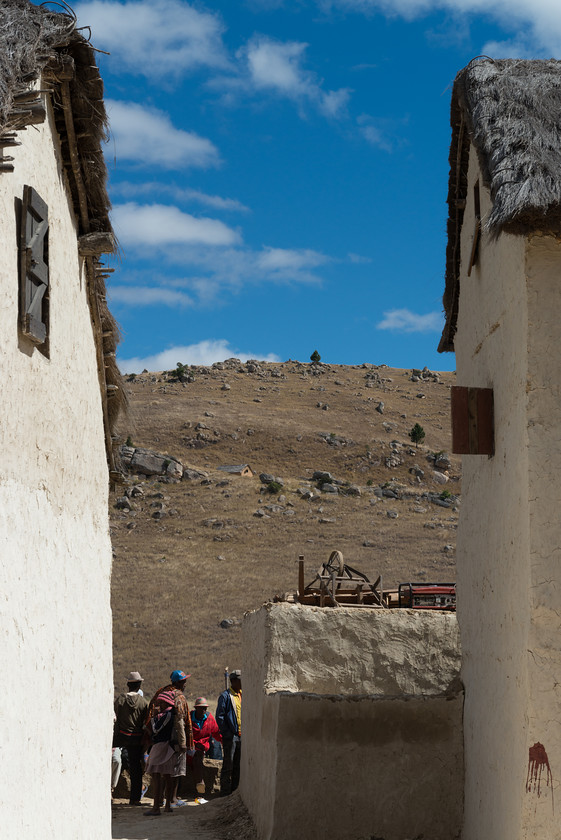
left=189, top=697, right=223, bottom=795
left=113, top=671, right=149, bottom=805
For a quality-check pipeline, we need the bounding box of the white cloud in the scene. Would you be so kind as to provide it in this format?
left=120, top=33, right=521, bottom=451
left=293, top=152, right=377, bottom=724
left=257, top=246, right=330, bottom=273
left=109, top=286, right=193, bottom=307
left=480, top=36, right=535, bottom=58
left=112, top=203, right=241, bottom=247
left=348, top=252, right=373, bottom=263
left=376, top=308, right=443, bottom=333
left=316, top=0, right=561, bottom=56
left=356, top=113, right=393, bottom=151
left=109, top=243, right=330, bottom=313
left=228, top=35, right=351, bottom=117
left=106, top=101, right=220, bottom=169
left=111, top=181, right=250, bottom=212
left=118, top=340, right=281, bottom=373
left=75, top=0, right=230, bottom=78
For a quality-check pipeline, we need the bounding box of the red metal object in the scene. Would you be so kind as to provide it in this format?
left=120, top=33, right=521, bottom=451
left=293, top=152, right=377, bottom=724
left=398, top=582, right=456, bottom=611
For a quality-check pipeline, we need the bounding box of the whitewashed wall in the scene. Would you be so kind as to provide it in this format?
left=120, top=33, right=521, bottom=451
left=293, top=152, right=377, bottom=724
left=454, top=144, right=559, bottom=838
left=241, top=603, right=463, bottom=840
left=0, top=90, right=113, bottom=839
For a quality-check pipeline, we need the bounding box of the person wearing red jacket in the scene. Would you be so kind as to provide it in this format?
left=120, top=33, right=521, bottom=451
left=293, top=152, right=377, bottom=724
left=189, top=697, right=222, bottom=795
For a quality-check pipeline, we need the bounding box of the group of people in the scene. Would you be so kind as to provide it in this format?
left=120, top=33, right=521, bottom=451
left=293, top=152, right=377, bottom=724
left=112, top=667, right=242, bottom=815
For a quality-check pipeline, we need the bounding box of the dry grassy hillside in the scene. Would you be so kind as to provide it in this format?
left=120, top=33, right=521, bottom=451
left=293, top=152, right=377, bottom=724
left=110, top=359, right=459, bottom=704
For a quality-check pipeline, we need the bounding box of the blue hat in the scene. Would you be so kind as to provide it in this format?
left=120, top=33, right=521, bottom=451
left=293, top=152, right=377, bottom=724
left=170, top=669, right=190, bottom=683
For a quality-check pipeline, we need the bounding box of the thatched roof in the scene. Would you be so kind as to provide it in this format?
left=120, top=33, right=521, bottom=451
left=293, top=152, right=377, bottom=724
left=439, top=57, right=561, bottom=353
left=0, top=0, right=124, bottom=479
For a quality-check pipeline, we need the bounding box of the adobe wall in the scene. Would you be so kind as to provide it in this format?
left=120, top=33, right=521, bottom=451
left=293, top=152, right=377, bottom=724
left=524, top=234, right=561, bottom=837
left=0, top=92, right=113, bottom=837
left=241, top=603, right=463, bottom=840
left=454, top=145, right=558, bottom=838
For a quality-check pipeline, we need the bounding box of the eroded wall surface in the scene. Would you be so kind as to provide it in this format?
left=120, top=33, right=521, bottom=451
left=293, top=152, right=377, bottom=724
left=454, top=144, right=559, bottom=838
left=241, top=603, right=463, bottom=840
left=0, top=94, right=113, bottom=838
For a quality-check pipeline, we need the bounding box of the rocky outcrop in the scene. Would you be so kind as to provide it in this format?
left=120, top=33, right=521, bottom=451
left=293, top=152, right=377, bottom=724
left=120, top=445, right=183, bottom=479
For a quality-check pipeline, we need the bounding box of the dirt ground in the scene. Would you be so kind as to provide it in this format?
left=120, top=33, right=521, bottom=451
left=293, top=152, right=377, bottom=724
left=112, top=793, right=257, bottom=840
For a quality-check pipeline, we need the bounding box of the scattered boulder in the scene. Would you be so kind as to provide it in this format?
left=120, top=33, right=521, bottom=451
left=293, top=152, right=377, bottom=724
left=386, top=510, right=399, bottom=519
left=183, top=467, right=208, bottom=481
left=312, top=471, right=333, bottom=482
left=219, top=618, right=240, bottom=629
left=376, top=401, right=384, bottom=414
left=433, top=471, right=449, bottom=485
left=121, top=446, right=183, bottom=478
left=385, top=456, right=401, bottom=468
left=202, top=518, right=225, bottom=529
left=434, top=453, right=451, bottom=471
left=409, top=465, right=425, bottom=478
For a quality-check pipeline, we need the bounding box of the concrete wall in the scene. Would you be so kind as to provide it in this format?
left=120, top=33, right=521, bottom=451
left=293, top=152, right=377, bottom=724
left=241, top=603, right=463, bottom=840
left=0, top=91, right=113, bottom=838
left=454, top=144, right=558, bottom=838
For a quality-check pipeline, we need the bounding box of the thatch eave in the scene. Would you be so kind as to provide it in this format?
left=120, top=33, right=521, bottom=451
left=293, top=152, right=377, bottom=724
left=440, top=57, right=561, bottom=353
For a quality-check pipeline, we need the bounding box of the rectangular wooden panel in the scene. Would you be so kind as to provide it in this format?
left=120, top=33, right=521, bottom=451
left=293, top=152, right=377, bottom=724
left=451, top=386, right=494, bottom=456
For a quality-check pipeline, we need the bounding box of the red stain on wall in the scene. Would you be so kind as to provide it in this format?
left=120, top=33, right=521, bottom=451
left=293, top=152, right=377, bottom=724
left=526, top=742, right=554, bottom=812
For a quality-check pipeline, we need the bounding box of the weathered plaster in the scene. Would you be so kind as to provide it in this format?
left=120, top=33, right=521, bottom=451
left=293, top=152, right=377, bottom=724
left=0, top=91, right=113, bottom=838
left=241, top=603, right=463, bottom=840
left=454, top=144, right=559, bottom=839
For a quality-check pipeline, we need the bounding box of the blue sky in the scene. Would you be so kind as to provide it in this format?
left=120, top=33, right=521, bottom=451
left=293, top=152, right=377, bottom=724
left=73, top=0, right=560, bottom=372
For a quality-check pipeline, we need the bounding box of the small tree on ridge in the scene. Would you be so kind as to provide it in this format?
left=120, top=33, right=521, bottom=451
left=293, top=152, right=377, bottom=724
left=410, top=423, right=426, bottom=449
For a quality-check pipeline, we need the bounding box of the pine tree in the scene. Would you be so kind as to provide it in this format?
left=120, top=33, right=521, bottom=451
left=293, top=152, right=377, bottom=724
left=310, top=350, right=321, bottom=363
left=410, top=423, right=426, bottom=448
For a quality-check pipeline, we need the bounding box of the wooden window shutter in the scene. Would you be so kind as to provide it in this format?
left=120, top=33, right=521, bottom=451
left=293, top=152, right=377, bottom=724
left=19, top=185, right=49, bottom=348
left=467, top=181, right=481, bottom=277
left=451, top=386, right=494, bottom=455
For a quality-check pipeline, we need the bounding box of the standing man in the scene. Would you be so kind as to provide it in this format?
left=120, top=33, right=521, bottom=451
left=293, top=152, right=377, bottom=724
left=216, top=669, right=242, bottom=796
left=114, top=671, right=149, bottom=805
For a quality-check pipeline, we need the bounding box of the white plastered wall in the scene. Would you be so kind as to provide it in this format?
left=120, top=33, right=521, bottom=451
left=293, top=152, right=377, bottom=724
left=524, top=234, right=561, bottom=837
left=0, top=91, right=113, bottom=839
left=454, top=143, right=558, bottom=839
left=241, top=603, right=463, bottom=840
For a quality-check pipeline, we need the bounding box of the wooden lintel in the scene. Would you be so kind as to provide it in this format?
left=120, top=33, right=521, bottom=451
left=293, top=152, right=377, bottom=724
left=79, top=231, right=115, bottom=256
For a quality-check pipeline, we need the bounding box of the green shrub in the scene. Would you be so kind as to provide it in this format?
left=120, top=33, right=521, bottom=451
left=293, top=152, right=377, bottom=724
left=310, top=350, right=321, bottom=363
left=125, top=435, right=133, bottom=447
left=267, top=481, right=283, bottom=494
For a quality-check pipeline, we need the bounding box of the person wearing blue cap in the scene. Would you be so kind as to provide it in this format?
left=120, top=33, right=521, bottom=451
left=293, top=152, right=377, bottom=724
left=143, top=670, right=193, bottom=816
